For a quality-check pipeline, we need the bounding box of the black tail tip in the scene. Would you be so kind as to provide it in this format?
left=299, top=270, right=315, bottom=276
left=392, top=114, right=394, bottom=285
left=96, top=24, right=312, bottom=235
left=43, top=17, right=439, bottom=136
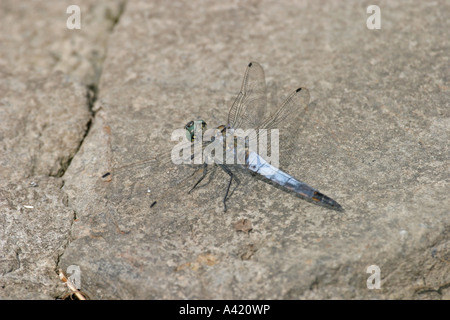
left=324, top=197, right=344, bottom=211
left=333, top=202, right=344, bottom=212
left=313, top=191, right=343, bottom=211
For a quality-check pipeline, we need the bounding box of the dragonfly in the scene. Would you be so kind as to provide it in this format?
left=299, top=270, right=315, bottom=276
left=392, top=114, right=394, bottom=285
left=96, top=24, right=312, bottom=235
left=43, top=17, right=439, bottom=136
left=103, top=62, right=342, bottom=212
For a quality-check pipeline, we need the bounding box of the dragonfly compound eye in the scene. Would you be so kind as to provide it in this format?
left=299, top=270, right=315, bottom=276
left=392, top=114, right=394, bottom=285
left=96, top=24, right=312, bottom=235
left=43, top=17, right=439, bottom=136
left=185, top=120, right=207, bottom=142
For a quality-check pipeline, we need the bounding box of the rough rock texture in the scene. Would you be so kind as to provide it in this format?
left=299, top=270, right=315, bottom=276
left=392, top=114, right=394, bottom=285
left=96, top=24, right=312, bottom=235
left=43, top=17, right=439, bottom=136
left=1, top=0, right=449, bottom=299
left=0, top=0, right=125, bottom=299
left=60, top=0, right=449, bottom=299
left=0, top=178, right=74, bottom=299
left=0, top=70, right=89, bottom=180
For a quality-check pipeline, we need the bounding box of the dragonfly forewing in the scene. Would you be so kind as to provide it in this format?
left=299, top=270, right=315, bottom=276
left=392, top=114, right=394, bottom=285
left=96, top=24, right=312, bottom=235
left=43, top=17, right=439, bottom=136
left=227, top=62, right=311, bottom=171
left=227, top=62, right=268, bottom=130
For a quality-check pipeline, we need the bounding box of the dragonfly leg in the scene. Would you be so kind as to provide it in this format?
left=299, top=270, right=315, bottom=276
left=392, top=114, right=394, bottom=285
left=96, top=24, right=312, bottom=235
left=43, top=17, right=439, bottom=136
left=218, top=164, right=240, bottom=212
left=188, top=162, right=208, bottom=194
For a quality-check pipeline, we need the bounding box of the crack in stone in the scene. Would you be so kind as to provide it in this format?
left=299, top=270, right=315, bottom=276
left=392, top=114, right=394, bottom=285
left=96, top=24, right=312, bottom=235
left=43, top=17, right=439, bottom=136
left=60, top=1, right=127, bottom=178
left=53, top=1, right=127, bottom=298
left=4, top=248, right=22, bottom=275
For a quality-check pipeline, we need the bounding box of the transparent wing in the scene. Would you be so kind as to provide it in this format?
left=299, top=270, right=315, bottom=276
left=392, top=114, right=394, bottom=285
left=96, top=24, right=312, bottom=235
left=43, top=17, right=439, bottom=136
left=102, top=139, right=214, bottom=210
left=226, top=63, right=311, bottom=170
left=227, top=62, right=268, bottom=130
left=257, top=87, right=311, bottom=170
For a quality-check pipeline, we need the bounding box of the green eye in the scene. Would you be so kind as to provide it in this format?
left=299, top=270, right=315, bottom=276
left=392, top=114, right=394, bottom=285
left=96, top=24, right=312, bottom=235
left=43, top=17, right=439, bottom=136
left=185, top=120, right=207, bottom=142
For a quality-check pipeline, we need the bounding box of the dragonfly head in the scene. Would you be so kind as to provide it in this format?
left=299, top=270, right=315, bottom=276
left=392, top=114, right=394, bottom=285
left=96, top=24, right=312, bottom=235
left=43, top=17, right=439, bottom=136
left=185, top=120, right=207, bottom=142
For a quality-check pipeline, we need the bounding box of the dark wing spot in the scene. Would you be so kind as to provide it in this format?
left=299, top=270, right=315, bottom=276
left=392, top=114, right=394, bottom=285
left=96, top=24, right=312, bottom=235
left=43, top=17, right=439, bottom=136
left=296, top=88, right=302, bottom=92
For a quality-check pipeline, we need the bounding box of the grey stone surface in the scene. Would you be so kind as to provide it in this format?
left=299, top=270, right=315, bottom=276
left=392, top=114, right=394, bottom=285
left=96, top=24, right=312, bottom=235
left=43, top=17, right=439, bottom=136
left=1, top=0, right=449, bottom=299
left=60, top=0, right=449, bottom=299
left=0, top=70, right=89, bottom=180
left=0, top=0, right=124, bottom=299
left=0, top=177, right=74, bottom=299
